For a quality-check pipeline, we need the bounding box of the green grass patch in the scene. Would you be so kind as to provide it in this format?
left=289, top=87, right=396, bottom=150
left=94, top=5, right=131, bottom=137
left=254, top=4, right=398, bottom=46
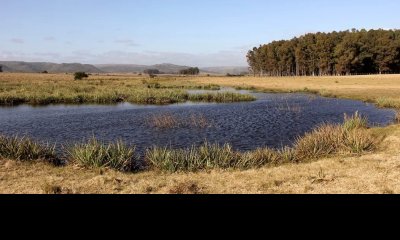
left=0, top=135, right=59, bottom=164
left=68, top=138, right=139, bottom=172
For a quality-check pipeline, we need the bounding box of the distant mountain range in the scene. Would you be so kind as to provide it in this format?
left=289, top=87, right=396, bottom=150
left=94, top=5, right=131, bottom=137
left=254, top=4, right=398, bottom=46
left=201, top=66, right=249, bottom=75
left=95, top=63, right=192, bottom=74
left=0, top=61, right=101, bottom=73
left=0, top=61, right=249, bottom=75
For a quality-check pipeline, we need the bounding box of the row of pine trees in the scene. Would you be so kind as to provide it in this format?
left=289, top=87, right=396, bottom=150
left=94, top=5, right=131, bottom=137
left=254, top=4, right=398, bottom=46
left=247, top=29, right=400, bottom=76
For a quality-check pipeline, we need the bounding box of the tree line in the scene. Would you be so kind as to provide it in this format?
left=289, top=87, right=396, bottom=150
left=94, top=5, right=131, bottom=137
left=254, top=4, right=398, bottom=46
left=247, top=29, right=400, bottom=76
left=180, top=67, right=200, bottom=75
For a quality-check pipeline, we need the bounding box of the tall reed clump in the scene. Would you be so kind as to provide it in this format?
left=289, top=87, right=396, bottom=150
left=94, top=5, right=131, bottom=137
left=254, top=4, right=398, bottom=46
left=343, top=111, right=368, bottom=131
left=295, top=112, right=376, bottom=161
left=376, top=97, right=400, bottom=109
left=240, top=148, right=283, bottom=168
left=149, top=113, right=211, bottom=129
left=145, top=142, right=241, bottom=172
left=146, top=142, right=289, bottom=172
left=0, top=135, right=59, bottom=164
left=68, top=138, right=138, bottom=172
left=150, top=113, right=179, bottom=129
left=188, top=92, right=256, bottom=103
left=146, top=112, right=378, bottom=172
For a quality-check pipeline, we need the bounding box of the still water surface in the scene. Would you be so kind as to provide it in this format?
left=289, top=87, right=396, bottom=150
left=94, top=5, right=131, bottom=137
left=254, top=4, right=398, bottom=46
left=0, top=91, right=395, bottom=152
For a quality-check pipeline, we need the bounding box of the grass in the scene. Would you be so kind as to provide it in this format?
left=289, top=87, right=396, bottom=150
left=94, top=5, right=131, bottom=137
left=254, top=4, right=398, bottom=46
left=146, top=113, right=378, bottom=172
left=376, top=97, right=400, bottom=108
left=1, top=73, right=400, bottom=193
left=0, top=119, right=399, bottom=194
left=145, top=142, right=240, bottom=172
left=0, top=73, right=253, bottom=106
left=67, top=138, right=138, bottom=172
left=149, top=113, right=210, bottom=129
left=395, top=110, right=400, bottom=123
left=0, top=113, right=381, bottom=173
left=294, top=123, right=376, bottom=161
left=146, top=81, right=221, bottom=91
left=0, top=135, right=59, bottom=164
left=343, top=111, right=368, bottom=131
left=188, top=92, right=256, bottom=103
left=189, top=74, right=400, bottom=109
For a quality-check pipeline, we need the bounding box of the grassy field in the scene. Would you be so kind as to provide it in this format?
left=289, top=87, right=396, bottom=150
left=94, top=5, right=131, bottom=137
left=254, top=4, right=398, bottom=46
left=0, top=73, right=254, bottom=105
left=1, top=73, right=400, bottom=194
left=190, top=74, right=400, bottom=108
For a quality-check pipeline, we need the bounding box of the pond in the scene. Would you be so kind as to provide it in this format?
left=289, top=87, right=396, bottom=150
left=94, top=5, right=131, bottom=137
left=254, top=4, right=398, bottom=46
left=0, top=91, right=395, bottom=153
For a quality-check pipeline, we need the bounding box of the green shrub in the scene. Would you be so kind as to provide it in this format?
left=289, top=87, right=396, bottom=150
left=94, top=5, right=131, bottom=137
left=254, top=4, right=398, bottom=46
left=74, top=72, right=89, bottom=80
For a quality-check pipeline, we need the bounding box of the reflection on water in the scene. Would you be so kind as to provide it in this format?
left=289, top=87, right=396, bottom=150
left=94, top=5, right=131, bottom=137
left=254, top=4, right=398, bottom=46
left=0, top=92, right=395, bottom=153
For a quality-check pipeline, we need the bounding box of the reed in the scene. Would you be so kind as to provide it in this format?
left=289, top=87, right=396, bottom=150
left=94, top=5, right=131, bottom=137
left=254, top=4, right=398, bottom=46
left=145, top=142, right=240, bottom=172
left=295, top=112, right=375, bottom=160
left=149, top=113, right=211, bottom=129
left=188, top=92, right=256, bottom=103
left=395, top=110, right=400, bottom=123
left=0, top=135, right=59, bottom=164
left=68, top=138, right=138, bottom=172
left=376, top=97, right=400, bottom=109
left=343, top=111, right=368, bottom=131
left=150, top=113, right=179, bottom=129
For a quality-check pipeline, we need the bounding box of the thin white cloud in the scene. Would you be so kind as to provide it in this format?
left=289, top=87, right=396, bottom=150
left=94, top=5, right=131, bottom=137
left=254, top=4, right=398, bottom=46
left=10, top=38, right=24, bottom=44
left=115, top=39, right=140, bottom=47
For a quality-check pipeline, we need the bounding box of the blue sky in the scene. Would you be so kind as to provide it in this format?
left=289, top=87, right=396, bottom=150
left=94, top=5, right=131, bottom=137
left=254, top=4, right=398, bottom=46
left=1, top=0, right=399, bottom=67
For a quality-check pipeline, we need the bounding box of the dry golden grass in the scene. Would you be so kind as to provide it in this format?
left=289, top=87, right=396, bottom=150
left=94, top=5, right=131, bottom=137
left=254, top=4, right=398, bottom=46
left=189, top=74, right=400, bottom=108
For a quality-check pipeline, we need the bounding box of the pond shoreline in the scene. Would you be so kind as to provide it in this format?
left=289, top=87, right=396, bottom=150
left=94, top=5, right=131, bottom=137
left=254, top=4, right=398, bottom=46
left=0, top=91, right=395, bottom=155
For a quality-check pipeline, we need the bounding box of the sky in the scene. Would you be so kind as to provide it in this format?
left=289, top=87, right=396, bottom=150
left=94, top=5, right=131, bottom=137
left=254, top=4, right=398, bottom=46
left=1, top=0, right=400, bottom=67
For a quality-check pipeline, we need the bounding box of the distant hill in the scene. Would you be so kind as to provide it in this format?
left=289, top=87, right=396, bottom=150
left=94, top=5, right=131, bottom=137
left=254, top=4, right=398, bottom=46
left=200, top=66, right=249, bottom=75
left=151, top=64, right=192, bottom=74
left=0, top=64, right=11, bottom=72
left=0, top=61, right=102, bottom=73
left=95, top=64, right=148, bottom=73
left=0, top=61, right=250, bottom=75
left=96, top=63, right=192, bottom=74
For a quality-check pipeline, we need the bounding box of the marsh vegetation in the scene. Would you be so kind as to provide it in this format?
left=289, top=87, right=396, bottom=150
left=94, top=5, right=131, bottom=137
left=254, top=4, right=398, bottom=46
left=0, top=73, right=254, bottom=106
left=1, top=73, right=400, bottom=193
left=149, top=113, right=210, bottom=129
left=0, top=113, right=383, bottom=174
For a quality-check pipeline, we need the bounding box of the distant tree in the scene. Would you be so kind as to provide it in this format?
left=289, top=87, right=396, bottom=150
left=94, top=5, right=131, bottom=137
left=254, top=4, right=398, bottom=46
left=179, top=67, right=200, bottom=75
left=42, top=71, right=48, bottom=74
left=74, top=72, right=89, bottom=80
left=0, top=65, right=2, bottom=72
left=144, top=69, right=160, bottom=75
